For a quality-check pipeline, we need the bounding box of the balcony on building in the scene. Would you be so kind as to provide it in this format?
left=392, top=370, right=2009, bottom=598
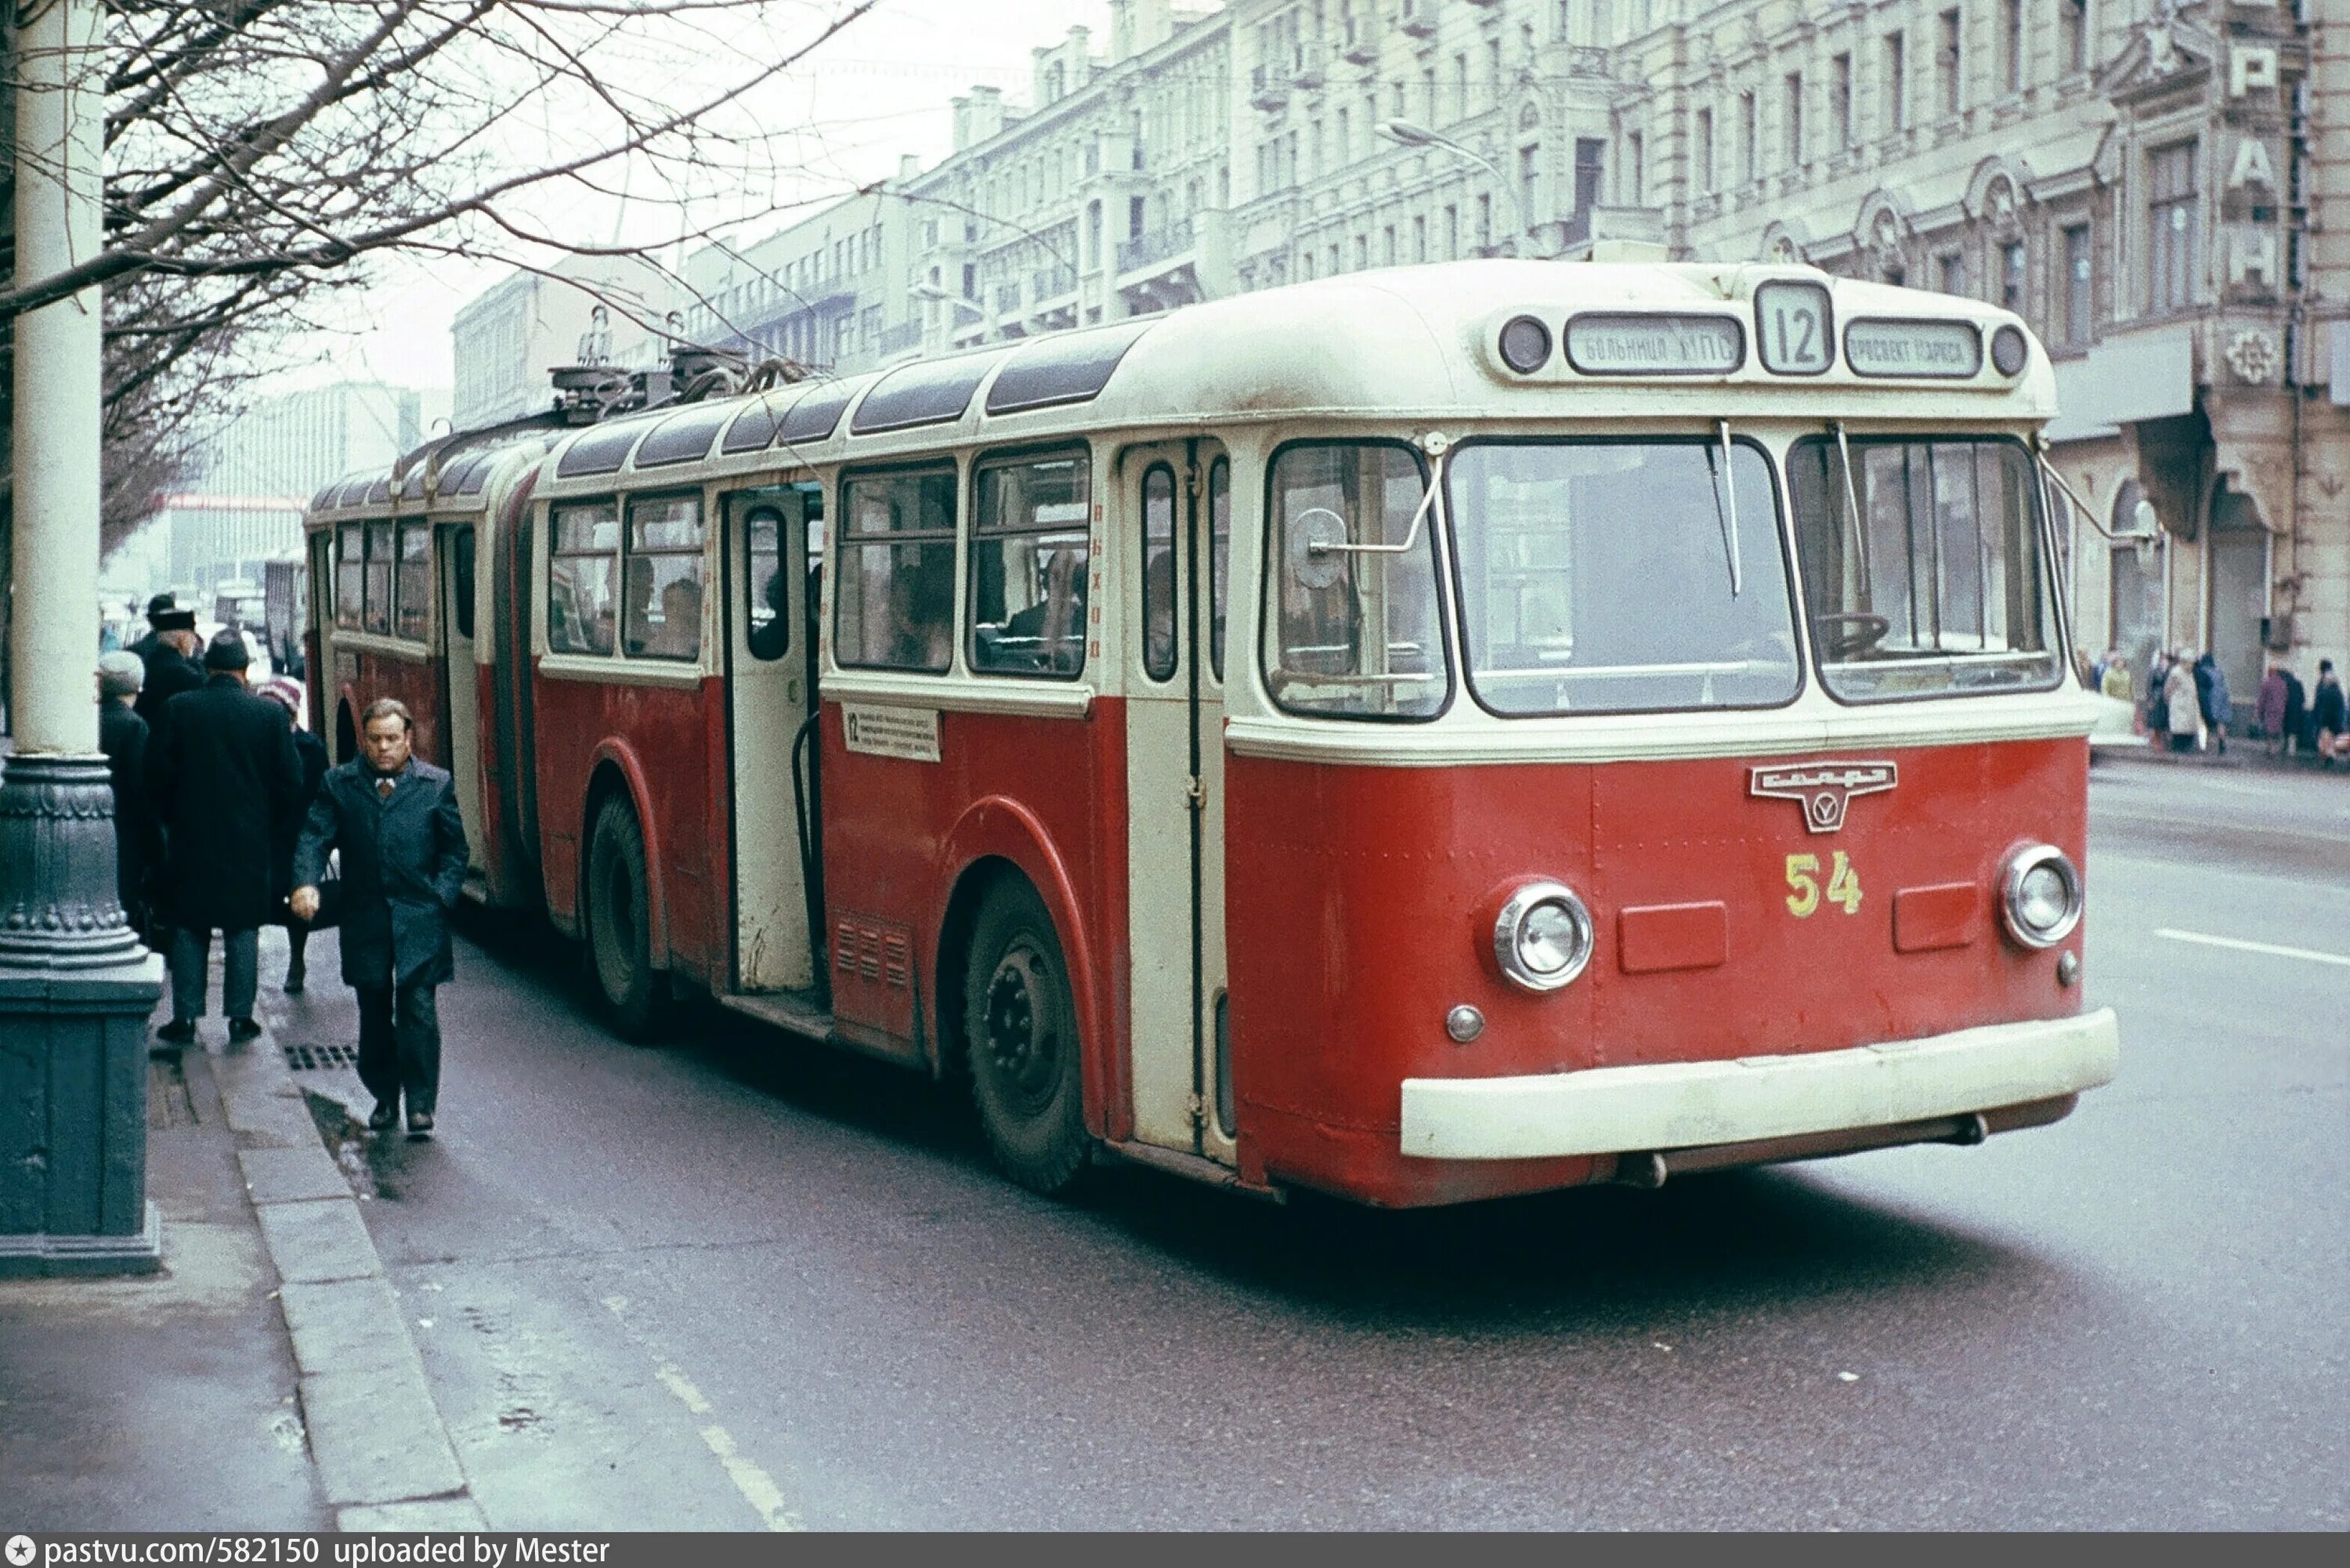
left=1560, top=204, right=1667, bottom=256
left=1028, top=263, right=1081, bottom=331
left=877, top=319, right=924, bottom=361
left=1292, top=42, right=1326, bottom=89
left=1249, top=63, right=1289, bottom=112
left=1115, top=210, right=1232, bottom=313
left=1340, top=19, right=1376, bottom=65
left=1398, top=2, right=1437, bottom=41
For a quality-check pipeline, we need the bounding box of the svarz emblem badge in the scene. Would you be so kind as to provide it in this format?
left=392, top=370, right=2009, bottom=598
left=1750, top=760, right=1898, bottom=834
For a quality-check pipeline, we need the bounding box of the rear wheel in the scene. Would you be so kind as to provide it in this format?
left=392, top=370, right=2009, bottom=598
left=964, top=878, right=1090, bottom=1194
left=586, top=796, right=666, bottom=1040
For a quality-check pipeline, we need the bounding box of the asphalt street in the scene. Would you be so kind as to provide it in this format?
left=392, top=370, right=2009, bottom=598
left=267, top=754, right=2349, bottom=1530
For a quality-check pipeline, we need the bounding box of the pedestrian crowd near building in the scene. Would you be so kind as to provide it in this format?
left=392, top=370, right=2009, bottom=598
left=96, top=594, right=470, bottom=1139
left=2092, top=645, right=2350, bottom=769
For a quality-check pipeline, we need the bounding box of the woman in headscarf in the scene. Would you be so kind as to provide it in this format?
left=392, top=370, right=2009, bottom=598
left=2164, top=647, right=2201, bottom=753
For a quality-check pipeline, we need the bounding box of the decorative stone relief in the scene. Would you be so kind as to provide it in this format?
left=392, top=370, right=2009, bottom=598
left=2225, top=328, right=2279, bottom=385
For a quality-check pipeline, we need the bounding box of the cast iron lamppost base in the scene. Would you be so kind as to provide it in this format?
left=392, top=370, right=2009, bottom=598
left=0, top=753, right=165, bottom=1277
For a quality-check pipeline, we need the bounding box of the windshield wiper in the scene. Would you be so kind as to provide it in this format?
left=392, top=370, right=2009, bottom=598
left=1705, top=418, right=1743, bottom=597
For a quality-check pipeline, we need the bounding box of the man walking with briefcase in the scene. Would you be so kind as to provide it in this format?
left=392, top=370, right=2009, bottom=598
left=292, top=698, right=468, bottom=1136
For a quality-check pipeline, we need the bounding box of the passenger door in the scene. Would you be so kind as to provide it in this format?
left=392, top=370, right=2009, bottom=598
left=439, top=524, right=488, bottom=883
left=722, top=487, right=818, bottom=993
left=1122, top=440, right=1235, bottom=1165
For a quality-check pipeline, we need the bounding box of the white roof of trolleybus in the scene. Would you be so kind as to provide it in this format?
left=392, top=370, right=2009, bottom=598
left=303, top=435, right=551, bottom=529
left=527, top=260, right=2055, bottom=497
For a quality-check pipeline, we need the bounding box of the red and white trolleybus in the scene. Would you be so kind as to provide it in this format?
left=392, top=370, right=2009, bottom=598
left=306, top=260, right=2119, bottom=1207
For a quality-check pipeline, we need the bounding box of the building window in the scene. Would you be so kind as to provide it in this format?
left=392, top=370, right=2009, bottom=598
left=1697, top=107, right=1716, bottom=192
left=2063, top=0, right=2090, bottom=76
left=1739, top=92, right=1757, bottom=184
left=1524, top=146, right=1544, bottom=229
left=1936, top=10, right=1961, bottom=117
left=2001, top=240, right=2026, bottom=312
left=2003, top=0, right=2025, bottom=95
left=1832, top=52, right=1853, bottom=148
left=1885, top=31, right=1908, bottom=134
left=2147, top=140, right=2198, bottom=313
left=1573, top=138, right=1602, bottom=219
left=1413, top=213, right=1428, bottom=262
left=1783, top=72, right=1803, bottom=168
left=1625, top=131, right=1643, bottom=203
left=2063, top=222, right=2092, bottom=345
left=1453, top=54, right=1469, bottom=121
left=1383, top=224, right=1397, bottom=266
left=1936, top=252, right=1966, bottom=297
left=1444, top=203, right=1459, bottom=258
left=1477, top=194, right=1491, bottom=250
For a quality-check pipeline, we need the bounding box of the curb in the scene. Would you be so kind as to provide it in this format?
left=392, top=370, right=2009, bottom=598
left=206, top=1013, right=483, bottom=1532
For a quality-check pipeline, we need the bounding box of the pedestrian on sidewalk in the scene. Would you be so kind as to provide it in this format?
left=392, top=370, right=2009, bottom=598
left=124, top=591, right=175, bottom=664
left=255, top=678, right=330, bottom=992
left=136, top=609, right=204, bottom=739
left=2164, top=649, right=2201, bottom=754
left=2099, top=650, right=2133, bottom=703
left=2194, top=650, right=2232, bottom=756
left=96, top=652, right=163, bottom=941
left=145, top=630, right=302, bottom=1046
left=291, top=698, right=468, bottom=1137
left=2282, top=663, right=2310, bottom=756
left=2314, top=660, right=2350, bottom=766
left=2257, top=662, right=2289, bottom=753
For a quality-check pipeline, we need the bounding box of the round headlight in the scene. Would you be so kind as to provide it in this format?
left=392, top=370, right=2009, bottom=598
left=1990, top=323, right=2030, bottom=377
left=1493, top=880, right=1594, bottom=992
left=1498, top=314, right=1553, bottom=374
left=2000, top=844, right=2082, bottom=948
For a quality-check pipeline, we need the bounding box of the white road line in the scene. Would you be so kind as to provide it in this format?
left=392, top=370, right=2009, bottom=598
left=604, top=1295, right=804, bottom=1531
left=2154, top=929, right=2350, bottom=968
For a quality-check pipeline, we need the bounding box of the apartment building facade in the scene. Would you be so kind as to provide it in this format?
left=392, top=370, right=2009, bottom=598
left=450, top=254, right=679, bottom=428
left=569, top=0, right=2347, bottom=699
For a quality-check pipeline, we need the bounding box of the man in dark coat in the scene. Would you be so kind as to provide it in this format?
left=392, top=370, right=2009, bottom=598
left=292, top=697, right=468, bottom=1136
left=124, top=591, right=175, bottom=664
left=136, top=609, right=205, bottom=737
left=96, top=652, right=163, bottom=939
left=144, top=630, right=302, bottom=1045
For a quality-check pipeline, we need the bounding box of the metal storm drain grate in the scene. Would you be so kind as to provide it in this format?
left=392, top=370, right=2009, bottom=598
left=282, top=1042, right=360, bottom=1071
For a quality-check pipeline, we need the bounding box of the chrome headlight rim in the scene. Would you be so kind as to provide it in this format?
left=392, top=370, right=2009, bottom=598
left=2001, top=843, right=2083, bottom=949
left=1492, top=880, right=1596, bottom=993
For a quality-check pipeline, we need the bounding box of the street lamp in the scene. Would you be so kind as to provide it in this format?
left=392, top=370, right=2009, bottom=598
left=1377, top=118, right=1549, bottom=258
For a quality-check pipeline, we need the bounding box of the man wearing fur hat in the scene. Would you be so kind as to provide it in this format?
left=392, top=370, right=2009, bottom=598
left=144, top=629, right=302, bottom=1046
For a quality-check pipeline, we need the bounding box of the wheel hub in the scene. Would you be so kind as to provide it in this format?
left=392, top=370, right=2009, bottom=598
left=983, top=945, right=1058, bottom=1101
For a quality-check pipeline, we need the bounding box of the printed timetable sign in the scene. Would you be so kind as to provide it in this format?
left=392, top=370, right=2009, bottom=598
left=1563, top=313, right=1745, bottom=375
left=1843, top=317, right=1984, bottom=379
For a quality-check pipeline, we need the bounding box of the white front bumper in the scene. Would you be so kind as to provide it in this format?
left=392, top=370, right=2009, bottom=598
left=1399, top=1009, right=2119, bottom=1161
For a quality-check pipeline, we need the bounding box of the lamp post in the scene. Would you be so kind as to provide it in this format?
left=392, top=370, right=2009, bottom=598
left=1377, top=118, right=1551, bottom=258
left=2, top=0, right=166, bottom=1277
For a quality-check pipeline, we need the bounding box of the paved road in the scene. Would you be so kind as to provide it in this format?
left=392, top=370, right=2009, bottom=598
left=269, top=757, right=2348, bottom=1530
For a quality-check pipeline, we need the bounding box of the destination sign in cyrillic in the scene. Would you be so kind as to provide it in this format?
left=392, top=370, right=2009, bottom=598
left=1564, top=313, right=1744, bottom=375
left=1842, top=318, right=1983, bottom=378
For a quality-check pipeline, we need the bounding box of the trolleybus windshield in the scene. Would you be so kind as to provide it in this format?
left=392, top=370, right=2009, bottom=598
left=1786, top=434, right=2062, bottom=702
left=1446, top=438, right=1801, bottom=717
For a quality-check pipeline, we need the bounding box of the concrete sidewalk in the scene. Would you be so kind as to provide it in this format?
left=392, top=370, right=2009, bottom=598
left=0, top=928, right=480, bottom=1532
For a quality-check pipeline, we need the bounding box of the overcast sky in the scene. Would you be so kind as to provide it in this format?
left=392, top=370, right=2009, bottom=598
left=325, top=0, right=1120, bottom=396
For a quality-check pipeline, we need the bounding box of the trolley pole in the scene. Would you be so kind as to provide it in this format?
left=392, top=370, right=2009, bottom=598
left=2, top=0, right=165, bottom=1276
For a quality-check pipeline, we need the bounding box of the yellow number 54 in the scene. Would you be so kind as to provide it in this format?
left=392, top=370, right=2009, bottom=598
left=1785, top=851, right=1863, bottom=917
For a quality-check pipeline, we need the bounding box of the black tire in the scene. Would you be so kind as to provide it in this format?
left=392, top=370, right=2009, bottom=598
left=964, top=877, right=1090, bottom=1194
left=585, top=796, right=666, bottom=1041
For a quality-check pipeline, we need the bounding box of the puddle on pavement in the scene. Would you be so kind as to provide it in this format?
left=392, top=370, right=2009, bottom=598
left=302, top=1089, right=397, bottom=1201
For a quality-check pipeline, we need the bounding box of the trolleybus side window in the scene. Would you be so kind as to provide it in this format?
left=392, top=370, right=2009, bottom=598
left=970, top=448, right=1089, bottom=679
left=395, top=522, right=431, bottom=641
left=451, top=528, right=476, bottom=641
left=622, top=494, right=706, bottom=662
left=1262, top=441, right=1447, bottom=720
left=836, top=467, right=956, bottom=674
left=1208, top=457, right=1231, bottom=682
left=1788, top=435, right=2060, bottom=701
left=1448, top=438, right=1801, bottom=716
left=548, top=500, right=620, bottom=656
left=335, top=526, right=364, bottom=630
left=1141, top=464, right=1177, bottom=682
left=363, top=522, right=393, bottom=636
left=744, top=504, right=789, bottom=662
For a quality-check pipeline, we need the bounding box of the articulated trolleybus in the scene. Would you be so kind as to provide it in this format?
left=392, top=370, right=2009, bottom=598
left=306, top=260, right=2118, bottom=1208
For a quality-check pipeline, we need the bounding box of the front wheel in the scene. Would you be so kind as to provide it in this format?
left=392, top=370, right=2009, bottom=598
left=586, top=796, right=667, bottom=1041
left=964, top=878, right=1090, bottom=1195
